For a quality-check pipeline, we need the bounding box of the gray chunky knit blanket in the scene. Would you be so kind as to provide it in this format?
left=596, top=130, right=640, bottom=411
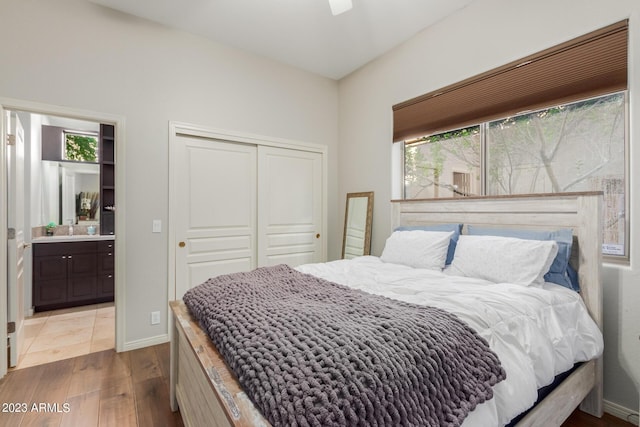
left=183, top=264, right=505, bottom=427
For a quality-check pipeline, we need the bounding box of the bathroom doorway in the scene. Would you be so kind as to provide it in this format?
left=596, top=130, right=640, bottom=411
left=1, top=100, right=123, bottom=374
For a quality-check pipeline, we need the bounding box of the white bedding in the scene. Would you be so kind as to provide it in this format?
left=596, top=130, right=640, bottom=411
left=296, top=256, right=603, bottom=427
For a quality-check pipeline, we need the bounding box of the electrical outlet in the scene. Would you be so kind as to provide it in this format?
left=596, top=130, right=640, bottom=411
left=151, top=311, right=160, bottom=325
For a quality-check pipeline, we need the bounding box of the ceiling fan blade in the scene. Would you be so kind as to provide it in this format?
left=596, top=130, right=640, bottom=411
left=328, top=0, right=352, bottom=16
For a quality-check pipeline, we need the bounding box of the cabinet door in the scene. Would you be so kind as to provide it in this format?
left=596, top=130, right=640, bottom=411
left=68, top=253, right=97, bottom=277
left=67, top=276, right=97, bottom=302
left=33, top=255, right=68, bottom=281
left=67, top=253, right=98, bottom=303
left=32, top=242, right=104, bottom=310
left=41, top=125, right=64, bottom=161
left=33, top=279, right=67, bottom=307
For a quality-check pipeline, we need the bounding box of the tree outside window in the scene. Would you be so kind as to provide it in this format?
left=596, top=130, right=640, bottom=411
left=404, top=92, right=627, bottom=258
left=404, top=127, right=481, bottom=199
left=65, top=132, right=99, bottom=163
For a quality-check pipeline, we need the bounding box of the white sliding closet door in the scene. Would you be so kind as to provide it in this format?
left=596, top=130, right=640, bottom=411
left=174, top=136, right=257, bottom=298
left=172, top=125, right=326, bottom=300
left=257, top=146, right=323, bottom=267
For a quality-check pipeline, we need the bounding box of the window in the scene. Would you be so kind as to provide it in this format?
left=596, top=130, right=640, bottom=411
left=396, top=21, right=628, bottom=259
left=64, top=131, right=99, bottom=162
left=403, top=92, right=628, bottom=259
left=404, top=127, right=481, bottom=199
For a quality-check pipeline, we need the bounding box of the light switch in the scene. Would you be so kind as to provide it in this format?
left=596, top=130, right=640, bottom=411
left=152, top=220, right=162, bottom=233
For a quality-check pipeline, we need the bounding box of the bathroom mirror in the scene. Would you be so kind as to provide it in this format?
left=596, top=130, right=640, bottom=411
left=38, top=118, right=102, bottom=226
left=342, top=192, right=374, bottom=259
left=41, top=161, right=100, bottom=225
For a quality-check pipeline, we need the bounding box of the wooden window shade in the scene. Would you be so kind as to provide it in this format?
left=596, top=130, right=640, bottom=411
left=392, top=20, right=628, bottom=142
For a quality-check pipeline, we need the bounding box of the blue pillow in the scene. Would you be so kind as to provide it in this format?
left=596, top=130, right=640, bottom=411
left=394, top=223, right=463, bottom=266
left=466, top=226, right=579, bottom=291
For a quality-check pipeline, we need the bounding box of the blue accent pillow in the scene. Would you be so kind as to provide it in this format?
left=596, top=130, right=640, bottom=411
left=466, top=226, right=579, bottom=291
left=394, top=223, right=463, bottom=266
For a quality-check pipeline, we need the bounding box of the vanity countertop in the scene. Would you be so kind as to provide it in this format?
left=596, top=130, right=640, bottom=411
left=32, top=235, right=115, bottom=243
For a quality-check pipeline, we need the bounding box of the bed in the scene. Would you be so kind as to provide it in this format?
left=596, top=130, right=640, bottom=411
left=170, top=192, right=604, bottom=427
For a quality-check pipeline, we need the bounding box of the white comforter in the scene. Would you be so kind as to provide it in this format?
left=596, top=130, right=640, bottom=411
left=296, top=256, right=603, bottom=427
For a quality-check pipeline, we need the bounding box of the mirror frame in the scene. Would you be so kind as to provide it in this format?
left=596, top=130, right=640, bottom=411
left=342, top=191, right=374, bottom=259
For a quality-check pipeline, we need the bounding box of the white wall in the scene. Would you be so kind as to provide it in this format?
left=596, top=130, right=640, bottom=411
left=2, top=0, right=638, bottom=415
left=338, top=0, right=640, bottom=413
left=0, top=0, right=339, bottom=345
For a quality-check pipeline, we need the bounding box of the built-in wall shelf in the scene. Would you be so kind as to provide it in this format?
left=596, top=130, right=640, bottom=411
left=100, top=124, right=115, bottom=235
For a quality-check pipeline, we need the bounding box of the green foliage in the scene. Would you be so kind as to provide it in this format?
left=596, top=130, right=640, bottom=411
left=490, top=93, right=622, bottom=131
left=65, top=134, right=98, bottom=162
left=416, top=126, right=480, bottom=144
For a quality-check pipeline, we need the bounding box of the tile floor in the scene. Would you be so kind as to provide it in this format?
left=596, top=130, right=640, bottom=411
left=14, top=303, right=115, bottom=370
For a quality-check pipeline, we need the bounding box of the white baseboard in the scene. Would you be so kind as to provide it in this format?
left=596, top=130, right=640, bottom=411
left=604, top=400, right=639, bottom=425
left=121, top=333, right=169, bottom=352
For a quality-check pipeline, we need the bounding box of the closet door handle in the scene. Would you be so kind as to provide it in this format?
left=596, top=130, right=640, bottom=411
left=178, top=241, right=186, bottom=248
left=316, top=234, right=320, bottom=239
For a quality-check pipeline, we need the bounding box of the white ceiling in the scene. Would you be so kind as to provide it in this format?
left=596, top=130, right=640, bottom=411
left=88, top=0, right=475, bottom=80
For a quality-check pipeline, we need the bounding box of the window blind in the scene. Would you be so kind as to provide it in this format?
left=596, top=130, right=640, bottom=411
left=392, top=20, right=628, bottom=143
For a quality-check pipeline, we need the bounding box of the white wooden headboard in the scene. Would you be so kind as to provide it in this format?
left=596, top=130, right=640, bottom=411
left=391, top=192, right=603, bottom=328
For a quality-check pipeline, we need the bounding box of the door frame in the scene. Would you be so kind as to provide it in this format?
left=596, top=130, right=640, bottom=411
left=167, top=121, right=328, bottom=328
left=0, top=107, right=7, bottom=376
left=0, top=98, right=126, bottom=377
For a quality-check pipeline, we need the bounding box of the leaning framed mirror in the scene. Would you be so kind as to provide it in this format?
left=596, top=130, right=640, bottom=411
left=342, top=192, right=374, bottom=259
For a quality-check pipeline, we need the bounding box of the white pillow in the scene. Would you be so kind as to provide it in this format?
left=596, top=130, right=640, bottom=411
left=380, top=230, right=454, bottom=270
left=447, top=235, right=558, bottom=286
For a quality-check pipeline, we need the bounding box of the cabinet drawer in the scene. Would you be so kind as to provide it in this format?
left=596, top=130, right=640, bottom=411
left=98, top=251, right=115, bottom=274
left=98, top=274, right=115, bottom=298
left=34, top=241, right=98, bottom=256
left=98, top=240, right=115, bottom=253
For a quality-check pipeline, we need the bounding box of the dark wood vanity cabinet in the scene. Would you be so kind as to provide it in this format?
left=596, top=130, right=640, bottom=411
left=33, top=240, right=115, bottom=312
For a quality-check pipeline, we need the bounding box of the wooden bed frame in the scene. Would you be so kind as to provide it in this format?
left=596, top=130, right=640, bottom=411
left=170, top=192, right=603, bottom=427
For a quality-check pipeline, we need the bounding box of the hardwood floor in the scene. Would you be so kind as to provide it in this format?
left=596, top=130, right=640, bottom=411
left=563, top=411, right=637, bottom=427
left=0, top=342, right=635, bottom=426
left=0, top=343, right=182, bottom=427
